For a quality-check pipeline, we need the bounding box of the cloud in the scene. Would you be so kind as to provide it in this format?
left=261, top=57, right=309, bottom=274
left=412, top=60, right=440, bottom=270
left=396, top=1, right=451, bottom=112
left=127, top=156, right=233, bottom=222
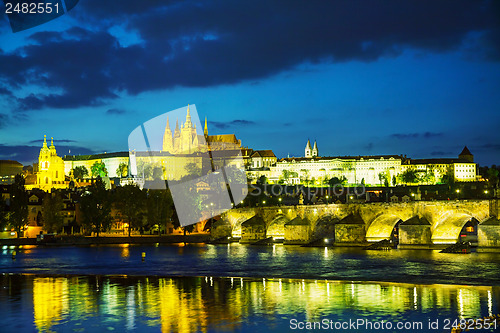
left=209, top=119, right=256, bottom=129
left=391, top=132, right=443, bottom=139
left=28, top=138, right=77, bottom=144
left=477, top=143, right=500, bottom=151
left=430, top=151, right=452, bottom=156
left=0, top=1, right=498, bottom=111
left=106, top=108, right=127, bottom=115
left=0, top=113, right=9, bottom=129
left=0, top=86, right=13, bottom=96
left=0, top=143, right=95, bottom=165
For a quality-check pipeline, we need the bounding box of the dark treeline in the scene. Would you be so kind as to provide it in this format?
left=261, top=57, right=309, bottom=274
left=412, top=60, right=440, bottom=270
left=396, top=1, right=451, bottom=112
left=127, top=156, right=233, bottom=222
left=0, top=175, right=194, bottom=238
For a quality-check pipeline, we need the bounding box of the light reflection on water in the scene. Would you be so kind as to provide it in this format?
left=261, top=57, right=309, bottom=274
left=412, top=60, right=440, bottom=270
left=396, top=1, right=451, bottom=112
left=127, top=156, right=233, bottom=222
left=0, top=274, right=498, bottom=333
left=2, top=243, right=500, bottom=285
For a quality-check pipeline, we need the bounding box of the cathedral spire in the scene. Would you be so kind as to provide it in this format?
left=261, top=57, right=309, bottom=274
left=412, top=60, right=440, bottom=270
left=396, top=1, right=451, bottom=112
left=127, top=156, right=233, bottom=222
left=204, top=117, right=208, bottom=136
left=162, top=116, right=173, bottom=152
left=305, top=139, right=312, bottom=158
left=43, top=135, right=47, bottom=148
left=312, top=140, right=318, bottom=157
left=185, top=104, right=192, bottom=128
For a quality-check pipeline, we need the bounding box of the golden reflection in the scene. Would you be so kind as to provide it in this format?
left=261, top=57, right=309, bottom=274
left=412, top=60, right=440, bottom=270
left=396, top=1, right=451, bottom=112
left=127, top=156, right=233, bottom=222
left=33, top=277, right=69, bottom=332
left=120, top=243, right=130, bottom=258
left=488, top=290, right=493, bottom=317
left=16, top=275, right=497, bottom=332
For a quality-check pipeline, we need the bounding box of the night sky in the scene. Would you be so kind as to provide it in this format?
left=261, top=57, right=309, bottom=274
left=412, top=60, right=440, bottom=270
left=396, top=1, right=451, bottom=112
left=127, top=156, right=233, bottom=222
left=0, top=0, right=499, bottom=166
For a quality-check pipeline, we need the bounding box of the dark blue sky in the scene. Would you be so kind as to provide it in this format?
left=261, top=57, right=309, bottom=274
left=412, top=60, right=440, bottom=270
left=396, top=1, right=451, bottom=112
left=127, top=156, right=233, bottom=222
left=0, top=0, right=499, bottom=166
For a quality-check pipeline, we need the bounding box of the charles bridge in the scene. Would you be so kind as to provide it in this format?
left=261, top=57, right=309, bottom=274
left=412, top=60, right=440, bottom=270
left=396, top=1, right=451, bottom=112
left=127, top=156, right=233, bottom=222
left=212, top=199, right=500, bottom=251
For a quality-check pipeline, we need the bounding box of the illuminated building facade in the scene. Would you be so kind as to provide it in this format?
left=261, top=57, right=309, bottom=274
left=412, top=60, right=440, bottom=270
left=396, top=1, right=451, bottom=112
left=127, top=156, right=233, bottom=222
left=258, top=141, right=477, bottom=186
left=29, top=136, right=67, bottom=192
left=62, top=111, right=245, bottom=183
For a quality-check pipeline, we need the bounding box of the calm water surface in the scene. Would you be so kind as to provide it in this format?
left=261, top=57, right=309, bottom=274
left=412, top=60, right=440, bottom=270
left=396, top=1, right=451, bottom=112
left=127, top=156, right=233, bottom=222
left=1, top=244, right=499, bottom=332
left=2, top=243, right=500, bottom=285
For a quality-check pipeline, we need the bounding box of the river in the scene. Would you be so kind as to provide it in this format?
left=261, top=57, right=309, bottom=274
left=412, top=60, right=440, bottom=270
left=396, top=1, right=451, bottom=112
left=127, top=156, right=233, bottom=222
left=1, top=244, right=499, bottom=332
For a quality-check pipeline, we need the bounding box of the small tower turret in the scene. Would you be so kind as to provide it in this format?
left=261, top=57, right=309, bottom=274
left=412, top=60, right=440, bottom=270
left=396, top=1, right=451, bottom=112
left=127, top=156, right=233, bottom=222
left=305, top=139, right=312, bottom=158
left=162, top=116, right=173, bottom=152
left=459, top=146, right=474, bottom=163
left=49, top=137, right=56, bottom=156
left=312, top=140, right=318, bottom=157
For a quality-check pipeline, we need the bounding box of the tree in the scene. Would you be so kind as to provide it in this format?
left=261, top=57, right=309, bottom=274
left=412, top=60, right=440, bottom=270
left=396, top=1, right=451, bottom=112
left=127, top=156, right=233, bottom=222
left=114, top=184, right=147, bottom=237
left=42, top=192, right=64, bottom=233
left=378, top=172, right=389, bottom=186
left=422, top=170, right=435, bottom=184
left=170, top=184, right=202, bottom=236
left=183, top=163, right=201, bottom=181
left=136, top=160, right=153, bottom=179
left=116, top=163, right=128, bottom=178
left=328, top=176, right=346, bottom=187
left=146, top=189, right=174, bottom=234
left=79, top=177, right=111, bottom=237
left=399, top=169, right=419, bottom=184
left=300, top=169, right=310, bottom=185
left=0, top=196, right=8, bottom=231
left=73, top=166, right=89, bottom=180
left=8, top=174, right=28, bottom=238
left=91, top=161, right=108, bottom=178
left=257, top=175, right=267, bottom=185
left=486, top=167, right=499, bottom=188
left=440, top=165, right=455, bottom=187
left=280, top=170, right=291, bottom=184
left=152, top=165, right=164, bottom=181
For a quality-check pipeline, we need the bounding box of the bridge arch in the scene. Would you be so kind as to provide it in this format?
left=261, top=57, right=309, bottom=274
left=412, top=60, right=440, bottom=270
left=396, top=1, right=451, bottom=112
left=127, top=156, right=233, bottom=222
left=311, top=215, right=339, bottom=241
left=366, top=214, right=403, bottom=243
left=231, top=215, right=255, bottom=238
left=267, top=214, right=289, bottom=238
left=431, top=212, right=480, bottom=244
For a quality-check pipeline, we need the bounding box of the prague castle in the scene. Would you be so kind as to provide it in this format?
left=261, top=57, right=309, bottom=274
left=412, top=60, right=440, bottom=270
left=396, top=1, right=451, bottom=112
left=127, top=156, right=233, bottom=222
left=162, top=106, right=202, bottom=154
left=23, top=106, right=478, bottom=190
left=62, top=107, right=246, bottom=185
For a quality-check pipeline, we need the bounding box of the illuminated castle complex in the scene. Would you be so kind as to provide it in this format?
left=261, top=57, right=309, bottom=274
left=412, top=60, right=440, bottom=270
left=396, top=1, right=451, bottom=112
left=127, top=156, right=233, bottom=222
left=162, top=106, right=242, bottom=155
left=162, top=106, right=202, bottom=154
left=26, top=106, right=478, bottom=189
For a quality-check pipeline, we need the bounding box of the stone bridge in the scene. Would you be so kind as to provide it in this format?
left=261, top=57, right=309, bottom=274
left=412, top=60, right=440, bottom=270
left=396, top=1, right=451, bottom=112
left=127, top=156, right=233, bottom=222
left=212, top=200, right=500, bottom=249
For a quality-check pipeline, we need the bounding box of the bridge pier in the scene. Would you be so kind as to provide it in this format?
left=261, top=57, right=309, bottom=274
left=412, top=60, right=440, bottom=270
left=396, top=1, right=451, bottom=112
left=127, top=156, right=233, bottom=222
left=215, top=200, right=499, bottom=250
left=477, top=217, right=500, bottom=252
left=398, top=216, right=432, bottom=249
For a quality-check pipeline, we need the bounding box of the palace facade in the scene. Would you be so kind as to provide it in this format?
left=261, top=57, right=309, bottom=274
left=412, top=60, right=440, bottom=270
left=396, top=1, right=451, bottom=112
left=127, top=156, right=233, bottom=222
left=247, top=141, right=477, bottom=186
